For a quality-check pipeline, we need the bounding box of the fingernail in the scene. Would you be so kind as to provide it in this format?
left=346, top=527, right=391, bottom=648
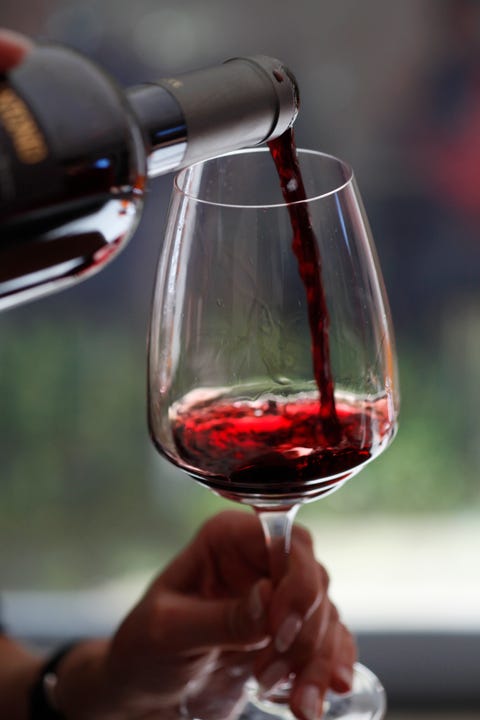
left=259, top=660, right=289, bottom=690
left=248, top=582, right=264, bottom=621
left=300, top=684, right=321, bottom=720
left=333, top=664, right=353, bottom=692
left=275, top=612, right=303, bottom=653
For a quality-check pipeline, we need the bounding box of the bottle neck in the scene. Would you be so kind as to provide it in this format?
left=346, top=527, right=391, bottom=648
left=127, top=55, right=299, bottom=178
left=126, top=83, right=187, bottom=177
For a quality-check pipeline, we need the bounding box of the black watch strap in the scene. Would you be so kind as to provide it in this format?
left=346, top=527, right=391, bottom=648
left=29, top=644, right=76, bottom=719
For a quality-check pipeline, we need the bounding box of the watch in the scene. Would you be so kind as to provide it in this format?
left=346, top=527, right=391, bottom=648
left=29, top=644, right=76, bottom=719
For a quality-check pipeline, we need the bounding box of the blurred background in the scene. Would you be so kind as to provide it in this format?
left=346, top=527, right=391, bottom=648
left=1, top=0, right=479, bottom=715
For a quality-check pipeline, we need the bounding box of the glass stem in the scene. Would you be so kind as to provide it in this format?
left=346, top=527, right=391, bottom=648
left=255, top=505, right=300, bottom=584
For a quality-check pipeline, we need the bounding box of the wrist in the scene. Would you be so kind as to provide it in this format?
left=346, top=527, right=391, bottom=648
left=30, top=644, right=77, bottom=719
left=40, top=640, right=125, bottom=720
left=0, top=634, right=43, bottom=719
left=37, top=638, right=186, bottom=720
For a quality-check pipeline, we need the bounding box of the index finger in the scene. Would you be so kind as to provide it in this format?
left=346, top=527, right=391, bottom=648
left=158, top=510, right=269, bottom=596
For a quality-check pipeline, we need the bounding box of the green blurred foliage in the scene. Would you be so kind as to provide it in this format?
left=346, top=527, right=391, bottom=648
left=1, top=316, right=479, bottom=589
left=310, top=340, right=480, bottom=519
left=0, top=316, right=193, bottom=587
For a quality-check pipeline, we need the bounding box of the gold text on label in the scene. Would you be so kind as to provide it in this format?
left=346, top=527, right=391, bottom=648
left=0, top=87, right=48, bottom=164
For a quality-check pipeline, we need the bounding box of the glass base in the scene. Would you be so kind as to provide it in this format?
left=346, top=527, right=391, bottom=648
left=238, top=663, right=386, bottom=720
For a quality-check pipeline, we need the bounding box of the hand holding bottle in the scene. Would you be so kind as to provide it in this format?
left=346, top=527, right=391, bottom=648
left=0, top=28, right=32, bottom=69
left=0, top=31, right=298, bottom=310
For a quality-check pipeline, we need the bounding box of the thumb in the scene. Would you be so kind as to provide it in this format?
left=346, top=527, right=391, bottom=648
left=227, top=577, right=273, bottom=649
left=167, top=578, right=273, bottom=652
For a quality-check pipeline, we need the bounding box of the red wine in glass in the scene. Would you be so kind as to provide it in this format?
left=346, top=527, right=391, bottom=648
left=170, top=390, right=393, bottom=504
left=160, top=126, right=396, bottom=505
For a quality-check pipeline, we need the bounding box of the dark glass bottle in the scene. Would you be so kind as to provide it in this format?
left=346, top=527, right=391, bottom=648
left=0, top=45, right=298, bottom=309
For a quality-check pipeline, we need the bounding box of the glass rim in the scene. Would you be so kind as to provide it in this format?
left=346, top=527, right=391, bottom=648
left=173, top=146, right=354, bottom=209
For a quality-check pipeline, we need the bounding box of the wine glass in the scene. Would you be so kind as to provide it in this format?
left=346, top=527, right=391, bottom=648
left=147, top=146, right=398, bottom=719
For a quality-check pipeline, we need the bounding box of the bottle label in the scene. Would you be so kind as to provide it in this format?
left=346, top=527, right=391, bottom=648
left=0, top=86, right=48, bottom=165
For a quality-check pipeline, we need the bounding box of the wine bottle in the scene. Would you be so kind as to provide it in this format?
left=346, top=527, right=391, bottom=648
left=0, top=44, right=299, bottom=309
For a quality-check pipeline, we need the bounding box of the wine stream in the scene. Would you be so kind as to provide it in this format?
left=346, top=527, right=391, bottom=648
left=268, top=128, right=340, bottom=442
